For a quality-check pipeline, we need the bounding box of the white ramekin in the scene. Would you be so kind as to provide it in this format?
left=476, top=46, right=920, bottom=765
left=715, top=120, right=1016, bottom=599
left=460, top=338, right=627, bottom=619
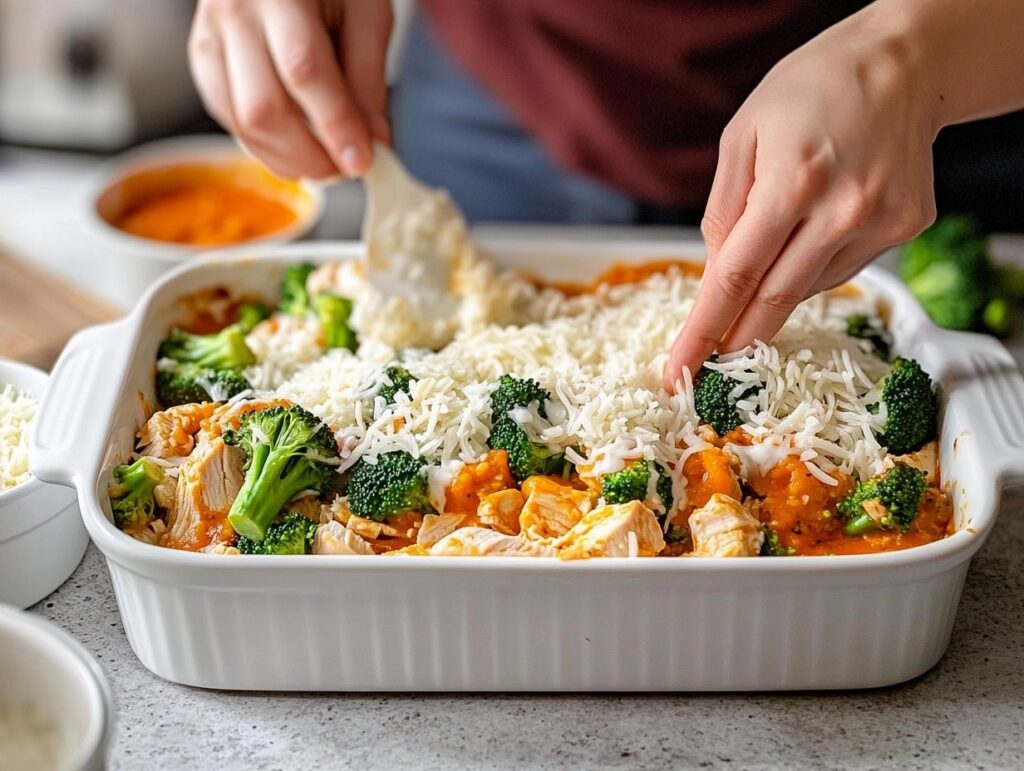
left=0, top=360, right=87, bottom=609
left=0, top=604, right=113, bottom=771
left=80, top=133, right=326, bottom=301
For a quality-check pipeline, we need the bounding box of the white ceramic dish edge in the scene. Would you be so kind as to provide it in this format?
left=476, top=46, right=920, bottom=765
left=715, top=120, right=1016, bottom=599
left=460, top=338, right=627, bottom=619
left=0, top=361, right=86, bottom=609
left=0, top=604, right=113, bottom=771
left=29, top=236, right=1024, bottom=691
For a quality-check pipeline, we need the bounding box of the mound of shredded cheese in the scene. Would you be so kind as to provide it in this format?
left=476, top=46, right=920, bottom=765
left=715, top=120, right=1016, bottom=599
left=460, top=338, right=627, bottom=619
left=243, top=261, right=892, bottom=513
left=0, top=383, right=38, bottom=491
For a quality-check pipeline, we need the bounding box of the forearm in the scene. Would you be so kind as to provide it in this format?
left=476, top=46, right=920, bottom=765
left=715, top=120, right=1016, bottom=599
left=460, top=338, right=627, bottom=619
left=869, top=0, right=1024, bottom=131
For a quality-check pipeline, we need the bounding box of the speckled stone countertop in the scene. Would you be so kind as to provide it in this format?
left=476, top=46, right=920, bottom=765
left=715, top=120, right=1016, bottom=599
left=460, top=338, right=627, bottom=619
left=28, top=259, right=1024, bottom=770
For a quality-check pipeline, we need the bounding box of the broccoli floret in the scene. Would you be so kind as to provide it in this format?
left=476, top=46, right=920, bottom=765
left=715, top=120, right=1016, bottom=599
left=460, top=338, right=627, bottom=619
left=761, top=525, right=796, bottom=556
left=158, top=325, right=255, bottom=370
left=486, top=375, right=567, bottom=481
left=378, top=365, right=413, bottom=404
left=236, top=512, right=317, bottom=555
left=875, top=357, right=937, bottom=455
left=312, top=293, right=357, bottom=351
left=839, top=461, right=927, bottom=535
left=846, top=314, right=892, bottom=361
left=694, top=363, right=754, bottom=436
left=490, top=374, right=551, bottom=420
left=237, top=302, right=272, bottom=333
left=156, top=363, right=250, bottom=407
left=346, top=450, right=433, bottom=521
left=655, top=464, right=674, bottom=513
left=224, top=405, right=339, bottom=541
left=602, top=461, right=650, bottom=505
left=108, top=457, right=165, bottom=531
left=666, top=525, right=689, bottom=544
left=280, top=262, right=316, bottom=316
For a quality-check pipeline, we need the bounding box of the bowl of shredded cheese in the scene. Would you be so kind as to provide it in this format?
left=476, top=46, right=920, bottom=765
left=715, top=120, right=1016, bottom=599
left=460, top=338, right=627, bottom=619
left=0, top=360, right=87, bottom=608
left=0, top=605, right=112, bottom=771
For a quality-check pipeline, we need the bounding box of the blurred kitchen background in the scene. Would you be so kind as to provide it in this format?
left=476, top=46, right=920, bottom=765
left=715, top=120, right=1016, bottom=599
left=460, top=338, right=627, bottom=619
left=1, top=0, right=1023, bottom=314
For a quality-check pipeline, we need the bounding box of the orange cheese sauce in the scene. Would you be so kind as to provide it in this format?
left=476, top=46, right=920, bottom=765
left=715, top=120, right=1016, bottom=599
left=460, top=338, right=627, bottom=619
left=115, top=182, right=297, bottom=246
left=443, top=450, right=516, bottom=519
left=541, top=258, right=704, bottom=295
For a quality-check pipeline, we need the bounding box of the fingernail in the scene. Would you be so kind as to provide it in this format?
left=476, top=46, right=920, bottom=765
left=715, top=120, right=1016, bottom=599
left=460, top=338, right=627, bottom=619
left=340, top=144, right=369, bottom=177
left=370, top=116, right=391, bottom=144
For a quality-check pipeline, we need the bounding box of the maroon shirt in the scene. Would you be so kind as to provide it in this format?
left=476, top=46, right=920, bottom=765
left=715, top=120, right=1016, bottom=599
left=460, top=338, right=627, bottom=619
left=421, top=0, right=862, bottom=209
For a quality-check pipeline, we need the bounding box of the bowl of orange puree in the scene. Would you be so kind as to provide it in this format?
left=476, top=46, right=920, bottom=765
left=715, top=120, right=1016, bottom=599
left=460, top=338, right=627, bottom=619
left=85, top=134, right=324, bottom=299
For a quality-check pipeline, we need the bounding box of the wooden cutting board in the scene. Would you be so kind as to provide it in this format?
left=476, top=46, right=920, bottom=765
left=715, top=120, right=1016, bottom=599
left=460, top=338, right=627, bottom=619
left=0, top=249, right=120, bottom=370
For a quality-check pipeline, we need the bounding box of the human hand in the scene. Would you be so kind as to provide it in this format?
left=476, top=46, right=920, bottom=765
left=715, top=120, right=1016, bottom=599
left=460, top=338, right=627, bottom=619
left=188, top=0, right=393, bottom=180
left=664, top=8, right=938, bottom=391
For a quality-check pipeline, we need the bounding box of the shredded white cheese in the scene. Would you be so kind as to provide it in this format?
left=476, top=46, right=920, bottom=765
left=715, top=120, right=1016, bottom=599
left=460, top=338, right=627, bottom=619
left=0, top=383, right=37, bottom=491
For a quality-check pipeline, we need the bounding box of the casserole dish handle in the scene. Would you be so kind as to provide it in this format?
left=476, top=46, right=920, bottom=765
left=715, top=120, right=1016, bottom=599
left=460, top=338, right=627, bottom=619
left=943, top=332, right=1024, bottom=485
left=31, top=319, right=135, bottom=488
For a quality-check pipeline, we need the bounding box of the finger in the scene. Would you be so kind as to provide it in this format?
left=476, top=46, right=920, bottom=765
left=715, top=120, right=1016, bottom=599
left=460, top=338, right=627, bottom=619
left=188, top=19, right=237, bottom=132
left=808, top=240, right=889, bottom=295
left=262, top=0, right=374, bottom=175
left=718, top=220, right=854, bottom=351
left=663, top=183, right=803, bottom=391
left=221, top=17, right=339, bottom=179
left=343, top=0, right=394, bottom=143
left=702, top=124, right=756, bottom=264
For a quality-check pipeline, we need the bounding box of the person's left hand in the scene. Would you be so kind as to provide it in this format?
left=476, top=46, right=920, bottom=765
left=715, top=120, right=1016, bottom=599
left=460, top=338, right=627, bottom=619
left=664, top=7, right=938, bottom=391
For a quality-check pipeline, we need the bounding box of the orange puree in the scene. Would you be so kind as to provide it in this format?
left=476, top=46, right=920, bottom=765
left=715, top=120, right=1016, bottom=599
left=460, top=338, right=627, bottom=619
left=115, top=182, right=297, bottom=245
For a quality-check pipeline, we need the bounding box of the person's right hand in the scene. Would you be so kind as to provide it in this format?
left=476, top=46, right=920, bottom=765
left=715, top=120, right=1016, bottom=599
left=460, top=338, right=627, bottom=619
left=189, top=0, right=393, bottom=180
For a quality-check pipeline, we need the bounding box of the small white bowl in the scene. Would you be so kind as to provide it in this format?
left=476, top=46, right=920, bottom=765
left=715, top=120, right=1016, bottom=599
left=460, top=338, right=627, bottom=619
left=0, top=360, right=87, bottom=609
left=82, top=134, right=326, bottom=300
left=0, top=605, right=113, bottom=771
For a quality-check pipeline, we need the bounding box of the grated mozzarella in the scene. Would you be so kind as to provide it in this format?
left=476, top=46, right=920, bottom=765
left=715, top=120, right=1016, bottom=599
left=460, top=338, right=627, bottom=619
left=0, top=383, right=37, bottom=491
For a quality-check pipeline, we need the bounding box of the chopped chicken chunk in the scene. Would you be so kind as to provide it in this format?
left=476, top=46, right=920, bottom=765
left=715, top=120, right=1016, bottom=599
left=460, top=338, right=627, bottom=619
left=519, top=476, right=594, bottom=540
left=688, top=493, right=764, bottom=557
left=314, top=521, right=375, bottom=555
left=429, top=527, right=556, bottom=557
left=556, top=501, right=666, bottom=560
left=153, top=474, right=178, bottom=510
left=886, top=440, right=938, bottom=484
left=162, top=431, right=243, bottom=550
left=477, top=489, right=524, bottom=535
left=416, top=513, right=467, bottom=547
left=137, top=402, right=217, bottom=458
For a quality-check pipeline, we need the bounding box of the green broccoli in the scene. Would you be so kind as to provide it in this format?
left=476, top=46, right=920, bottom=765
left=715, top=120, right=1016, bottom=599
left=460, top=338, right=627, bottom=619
left=108, top=457, right=165, bottom=531
left=839, top=461, right=927, bottom=535
left=236, top=512, right=317, bottom=555
left=656, top=464, right=674, bottom=514
left=158, top=325, right=255, bottom=370
left=346, top=450, right=433, bottom=521
left=899, top=215, right=1023, bottom=336
left=378, top=365, right=413, bottom=404
left=280, top=262, right=317, bottom=316
left=312, top=293, right=357, bottom=351
left=237, top=302, right=272, bottom=333
left=602, top=461, right=650, bottom=505
left=874, top=357, right=937, bottom=455
left=224, top=405, right=340, bottom=541
left=666, top=525, right=689, bottom=544
left=694, top=363, right=754, bottom=436
left=761, top=525, right=796, bottom=556
left=846, top=314, right=892, bottom=360
left=156, top=363, right=250, bottom=407
left=487, top=375, right=568, bottom=481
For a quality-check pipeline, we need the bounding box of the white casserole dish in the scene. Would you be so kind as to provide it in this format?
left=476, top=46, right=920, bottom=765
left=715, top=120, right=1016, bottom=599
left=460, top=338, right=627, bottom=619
left=29, top=235, right=1024, bottom=691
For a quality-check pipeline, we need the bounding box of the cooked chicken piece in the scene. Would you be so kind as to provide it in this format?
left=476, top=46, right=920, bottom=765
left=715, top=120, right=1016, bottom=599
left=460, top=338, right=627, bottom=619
left=153, top=474, right=178, bottom=510
left=345, top=513, right=404, bottom=540
left=162, top=432, right=244, bottom=550
left=477, top=489, right=524, bottom=535
left=127, top=517, right=167, bottom=546
left=886, top=440, right=938, bottom=484
left=519, top=476, right=594, bottom=540
left=688, top=493, right=764, bottom=557
left=314, top=520, right=375, bottom=555
left=204, top=542, right=240, bottom=556
left=860, top=498, right=891, bottom=526
left=137, top=402, right=218, bottom=458
left=556, top=501, right=666, bottom=560
left=286, top=495, right=324, bottom=524
left=429, top=527, right=556, bottom=557
left=416, top=513, right=467, bottom=547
